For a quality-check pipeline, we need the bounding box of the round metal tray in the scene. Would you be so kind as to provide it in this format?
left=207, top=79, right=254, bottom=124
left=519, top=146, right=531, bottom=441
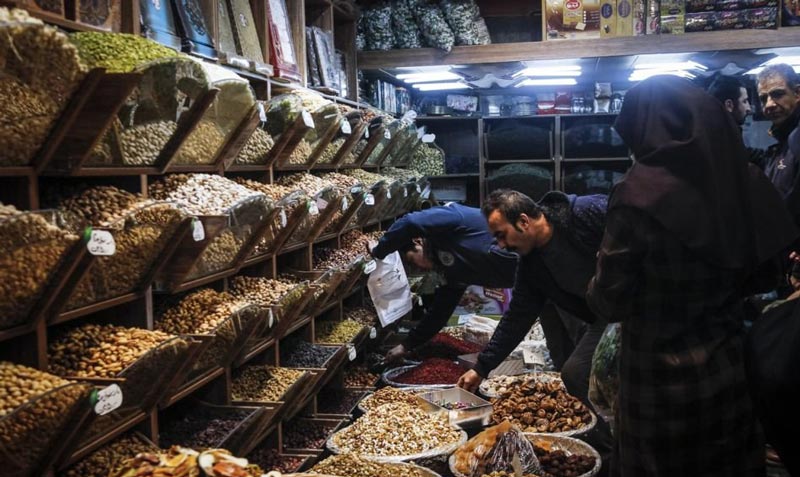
left=357, top=386, right=449, bottom=414
left=326, top=426, right=468, bottom=463
left=448, top=433, right=601, bottom=477
left=382, top=365, right=460, bottom=389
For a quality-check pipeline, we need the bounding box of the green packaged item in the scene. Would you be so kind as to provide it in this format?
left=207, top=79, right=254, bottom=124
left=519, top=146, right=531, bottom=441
left=589, top=323, right=621, bottom=433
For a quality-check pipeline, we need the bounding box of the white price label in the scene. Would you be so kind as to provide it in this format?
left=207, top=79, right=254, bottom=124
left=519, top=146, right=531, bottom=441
left=347, top=344, right=357, bottom=361
left=369, top=327, right=377, bottom=339
left=422, top=134, right=435, bottom=143
left=302, top=109, right=315, bottom=128
left=384, top=129, right=391, bottom=140
left=341, top=197, right=349, bottom=212
left=364, top=260, right=377, bottom=274
left=404, top=188, right=408, bottom=198
left=416, top=184, right=421, bottom=193
left=268, top=308, right=274, bottom=328
left=192, top=218, right=205, bottom=241
left=308, top=201, right=319, bottom=215
left=280, top=209, right=287, bottom=227
left=257, top=102, right=267, bottom=122
left=365, top=128, right=370, bottom=139
left=341, top=119, right=352, bottom=134
left=364, top=194, right=375, bottom=206
left=94, top=384, right=123, bottom=416
left=87, top=230, right=116, bottom=256
left=386, top=190, right=392, bottom=200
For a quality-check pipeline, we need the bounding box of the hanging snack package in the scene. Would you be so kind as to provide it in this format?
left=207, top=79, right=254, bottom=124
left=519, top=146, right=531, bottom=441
left=393, top=0, right=423, bottom=49
left=362, top=1, right=394, bottom=51
left=440, top=0, right=487, bottom=45
left=410, top=0, right=456, bottom=52
left=0, top=9, right=86, bottom=167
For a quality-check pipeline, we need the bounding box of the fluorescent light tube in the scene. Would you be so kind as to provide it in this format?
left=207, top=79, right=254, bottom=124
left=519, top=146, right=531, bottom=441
left=513, top=65, right=582, bottom=78
left=763, top=56, right=800, bottom=65
left=515, top=78, right=578, bottom=87
left=633, top=60, right=707, bottom=71
left=746, top=65, right=800, bottom=75
left=397, top=71, right=461, bottom=83
left=412, top=82, right=470, bottom=91
left=628, top=70, right=697, bottom=81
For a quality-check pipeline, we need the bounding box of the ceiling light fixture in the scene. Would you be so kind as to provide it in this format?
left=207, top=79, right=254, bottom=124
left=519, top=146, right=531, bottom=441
left=745, top=65, right=800, bottom=75
left=515, top=78, right=578, bottom=87
left=513, top=65, right=582, bottom=78
left=412, top=82, right=470, bottom=91
left=628, top=69, right=697, bottom=82
left=745, top=56, right=800, bottom=75
left=633, top=60, right=707, bottom=71
left=396, top=71, right=462, bottom=83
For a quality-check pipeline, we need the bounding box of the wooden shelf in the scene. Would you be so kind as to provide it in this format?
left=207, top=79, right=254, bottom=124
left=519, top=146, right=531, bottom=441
left=359, top=28, right=800, bottom=69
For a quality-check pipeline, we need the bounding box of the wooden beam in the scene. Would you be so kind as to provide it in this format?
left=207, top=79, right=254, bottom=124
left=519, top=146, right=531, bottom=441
left=358, top=29, right=800, bottom=69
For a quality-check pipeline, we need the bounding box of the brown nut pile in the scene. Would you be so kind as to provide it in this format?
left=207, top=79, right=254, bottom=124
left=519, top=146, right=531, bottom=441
left=61, top=433, right=158, bottom=477
left=49, top=324, right=175, bottom=378
left=331, top=402, right=461, bottom=457
left=0, top=202, right=20, bottom=219
left=315, top=319, right=363, bottom=343
left=110, top=447, right=262, bottom=477
left=235, top=128, right=275, bottom=165
left=231, top=366, right=303, bottom=402
left=343, top=169, right=391, bottom=186
left=233, top=178, right=296, bottom=203
left=312, top=454, right=427, bottom=477
left=313, top=246, right=361, bottom=270
left=0, top=209, right=79, bottom=327
left=490, top=379, right=593, bottom=434
left=481, top=472, right=537, bottom=477
left=381, top=167, right=418, bottom=181
left=533, top=442, right=597, bottom=477
left=191, top=229, right=244, bottom=276
left=358, top=387, right=423, bottom=413
left=287, top=139, right=313, bottom=165
left=343, top=365, right=378, bottom=388
left=229, top=276, right=298, bottom=306
left=57, top=186, right=143, bottom=228
left=156, top=288, right=247, bottom=335
left=344, top=307, right=378, bottom=326
left=319, top=171, right=362, bottom=191
left=0, top=362, right=71, bottom=417
left=149, top=174, right=263, bottom=215
left=341, top=230, right=382, bottom=257
left=277, top=172, right=333, bottom=197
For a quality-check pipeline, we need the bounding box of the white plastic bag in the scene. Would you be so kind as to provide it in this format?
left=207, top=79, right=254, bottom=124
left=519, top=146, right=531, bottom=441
left=367, top=251, right=413, bottom=327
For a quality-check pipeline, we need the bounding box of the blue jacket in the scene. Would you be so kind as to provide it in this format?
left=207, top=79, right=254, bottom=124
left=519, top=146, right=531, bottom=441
left=372, top=203, right=518, bottom=349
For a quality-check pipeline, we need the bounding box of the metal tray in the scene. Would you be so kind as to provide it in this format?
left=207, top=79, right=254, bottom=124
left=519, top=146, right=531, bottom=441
left=416, top=387, right=492, bottom=429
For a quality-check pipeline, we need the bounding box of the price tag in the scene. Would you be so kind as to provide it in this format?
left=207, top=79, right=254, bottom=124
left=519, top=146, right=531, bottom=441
left=364, top=260, right=377, bottom=274
left=416, top=184, right=421, bottom=194
left=386, top=190, right=392, bottom=200
left=93, top=384, right=123, bottom=416
left=365, top=194, right=375, bottom=206
left=341, top=197, right=349, bottom=212
left=302, top=109, right=315, bottom=128
left=268, top=308, right=274, bottom=328
left=87, top=230, right=116, bottom=256
left=192, top=218, right=205, bottom=241
left=347, top=344, right=357, bottom=361
left=257, top=102, right=267, bottom=123
left=365, top=128, right=370, bottom=139
left=404, top=188, right=408, bottom=198
left=316, top=197, right=328, bottom=211
left=422, top=134, right=436, bottom=143
left=280, top=209, right=287, bottom=227
left=384, top=129, right=391, bottom=140
left=369, top=327, right=377, bottom=339
left=308, top=201, right=319, bottom=215
left=341, top=119, right=352, bottom=135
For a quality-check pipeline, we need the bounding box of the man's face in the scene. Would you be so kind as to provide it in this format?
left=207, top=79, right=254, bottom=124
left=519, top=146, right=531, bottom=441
left=404, top=244, right=434, bottom=271
left=758, top=76, right=800, bottom=127
left=487, top=210, right=537, bottom=256
left=728, top=87, right=751, bottom=125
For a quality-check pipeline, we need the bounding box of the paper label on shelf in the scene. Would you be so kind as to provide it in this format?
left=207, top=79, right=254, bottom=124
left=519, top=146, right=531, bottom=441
left=308, top=201, right=320, bottom=215
left=302, top=109, right=315, bottom=128
left=417, top=128, right=426, bottom=139
left=365, top=194, right=375, bottom=206
left=422, top=134, right=436, bottom=143
left=87, top=230, right=116, bottom=256
left=341, top=197, right=349, bottom=212
left=384, top=129, right=391, bottom=140
left=316, top=197, right=328, bottom=211
left=404, top=188, right=408, bottom=198
left=192, top=218, right=205, bottom=241
left=402, top=110, right=418, bottom=122
left=93, top=384, right=123, bottom=416
left=364, top=128, right=370, bottom=139
left=347, top=344, right=357, bottom=361
left=341, top=119, right=352, bottom=135
left=268, top=308, right=274, bottom=328
left=280, top=209, right=287, bottom=227
left=416, top=184, right=421, bottom=194
left=386, top=190, right=392, bottom=200
left=364, top=260, right=377, bottom=274
left=369, top=327, right=377, bottom=339
left=257, top=102, right=268, bottom=123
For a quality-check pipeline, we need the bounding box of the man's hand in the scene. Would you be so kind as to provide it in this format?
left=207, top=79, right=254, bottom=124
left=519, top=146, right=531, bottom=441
left=457, top=369, right=483, bottom=393
left=385, top=344, right=407, bottom=364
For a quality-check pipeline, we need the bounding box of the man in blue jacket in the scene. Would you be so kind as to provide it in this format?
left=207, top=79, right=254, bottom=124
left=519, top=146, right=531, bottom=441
left=369, top=203, right=519, bottom=363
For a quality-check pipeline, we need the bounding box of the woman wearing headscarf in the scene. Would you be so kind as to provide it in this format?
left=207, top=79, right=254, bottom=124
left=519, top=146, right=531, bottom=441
left=586, top=75, right=797, bottom=477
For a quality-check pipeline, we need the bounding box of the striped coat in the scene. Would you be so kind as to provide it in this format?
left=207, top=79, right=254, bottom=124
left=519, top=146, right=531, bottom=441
left=587, top=206, right=765, bottom=477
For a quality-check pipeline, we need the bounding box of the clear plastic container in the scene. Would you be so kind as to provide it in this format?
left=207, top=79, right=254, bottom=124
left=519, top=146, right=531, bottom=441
left=363, top=119, right=399, bottom=166
left=334, top=256, right=366, bottom=298
left=355, top=182, right=388, bottom=226
left=234, top=101, right=276, bottom=165
left=61, top=202, right=188, bottom=311
left=324, top=185, right=365, bottom=235
left=0, top=382, right=93, bottom=477
left=0, top=210, right=81, bottom=329
left=172, top=62, right=256, bottom=165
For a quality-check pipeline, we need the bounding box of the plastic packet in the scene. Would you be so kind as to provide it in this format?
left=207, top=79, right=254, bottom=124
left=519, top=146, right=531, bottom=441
left=363, top=1, right=394, bottom=51
left=589, top=322, right=621, bottom=433
left=393, top=0, right=423, bottom=48
left=410, top=0, right=455, bottom=52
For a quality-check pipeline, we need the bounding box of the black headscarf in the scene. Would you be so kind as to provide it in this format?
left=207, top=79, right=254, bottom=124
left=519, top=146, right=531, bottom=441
left=611, top=75, right=797, bottom=270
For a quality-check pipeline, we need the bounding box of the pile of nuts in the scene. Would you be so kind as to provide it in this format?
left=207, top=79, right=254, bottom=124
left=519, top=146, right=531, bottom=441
left=235, top=128, right=275, bottom=165
left=382, top=167, right=418, bottom=181
left=532, top=441, right=597, bottom=477
left=315, top=319, right=363, bottom=343
left=231, top=366, right=304, bottom=402
left=344, top=169, right=391, bottom=186
left=320, top=171, right=361, bottom=191
left=344, top=307, right=378, bottom=326
left=233, top=179, right=303, bottom=255
left=190, top=229, right=244, bottom=277
left=173, top=120, right=227, bottom=165
left=343, top=365, right=378, bottom=388
left=280, top=340, right=337, bottom=368
left=246, top=449, right=304, bottom=473
left=48, top=324, right=175, bottom=378
left=286, top=139, right=313, bottom=165
left=331, top=402, right=461, bottom=457
left=159, top=408, right=254, bottom=449
left=0, top=209, right=79, bottom=328
left=115, top=121, right=178, bottom=166
left=409, top=143, right=445, bottom=177
left=56, top=186, right=143, bottom=228
left=110, top=447, right=262, bottom=477
left=0, top=362, right=71, bottom=417
left=70, top=32, right=181, bottom=73
left=316, top=138, right=345, bottom=164
left=480, top=472, right=537, bottom=477
left=479, top=373, right=561, bottom=398
left=358, top=387, right=422, bottom=413
left=313, top=246, right=361, bottom=270
left=278, top=172, right=333, bottom=197
left=149, top=174, right=264, bottom=215
left=312, top=454, right=427, bottom=477
left=490, top=378, right=593, bottom=434
left=229, top=276, right=298, bottom=307
left=234, top=179, right=295, bottom=203
left=156, top=288, right=248, bottom=335
left=364, top=143, right=384, bottom=165
left=283, top=418, right=337, bottom=449
left=316, top=388, right=364, bottom=415
left=62, top=433, right=158, bottom=477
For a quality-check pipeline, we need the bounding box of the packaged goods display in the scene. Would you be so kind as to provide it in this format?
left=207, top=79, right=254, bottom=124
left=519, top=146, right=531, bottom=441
left=0, top=10, right=86, bottom=167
